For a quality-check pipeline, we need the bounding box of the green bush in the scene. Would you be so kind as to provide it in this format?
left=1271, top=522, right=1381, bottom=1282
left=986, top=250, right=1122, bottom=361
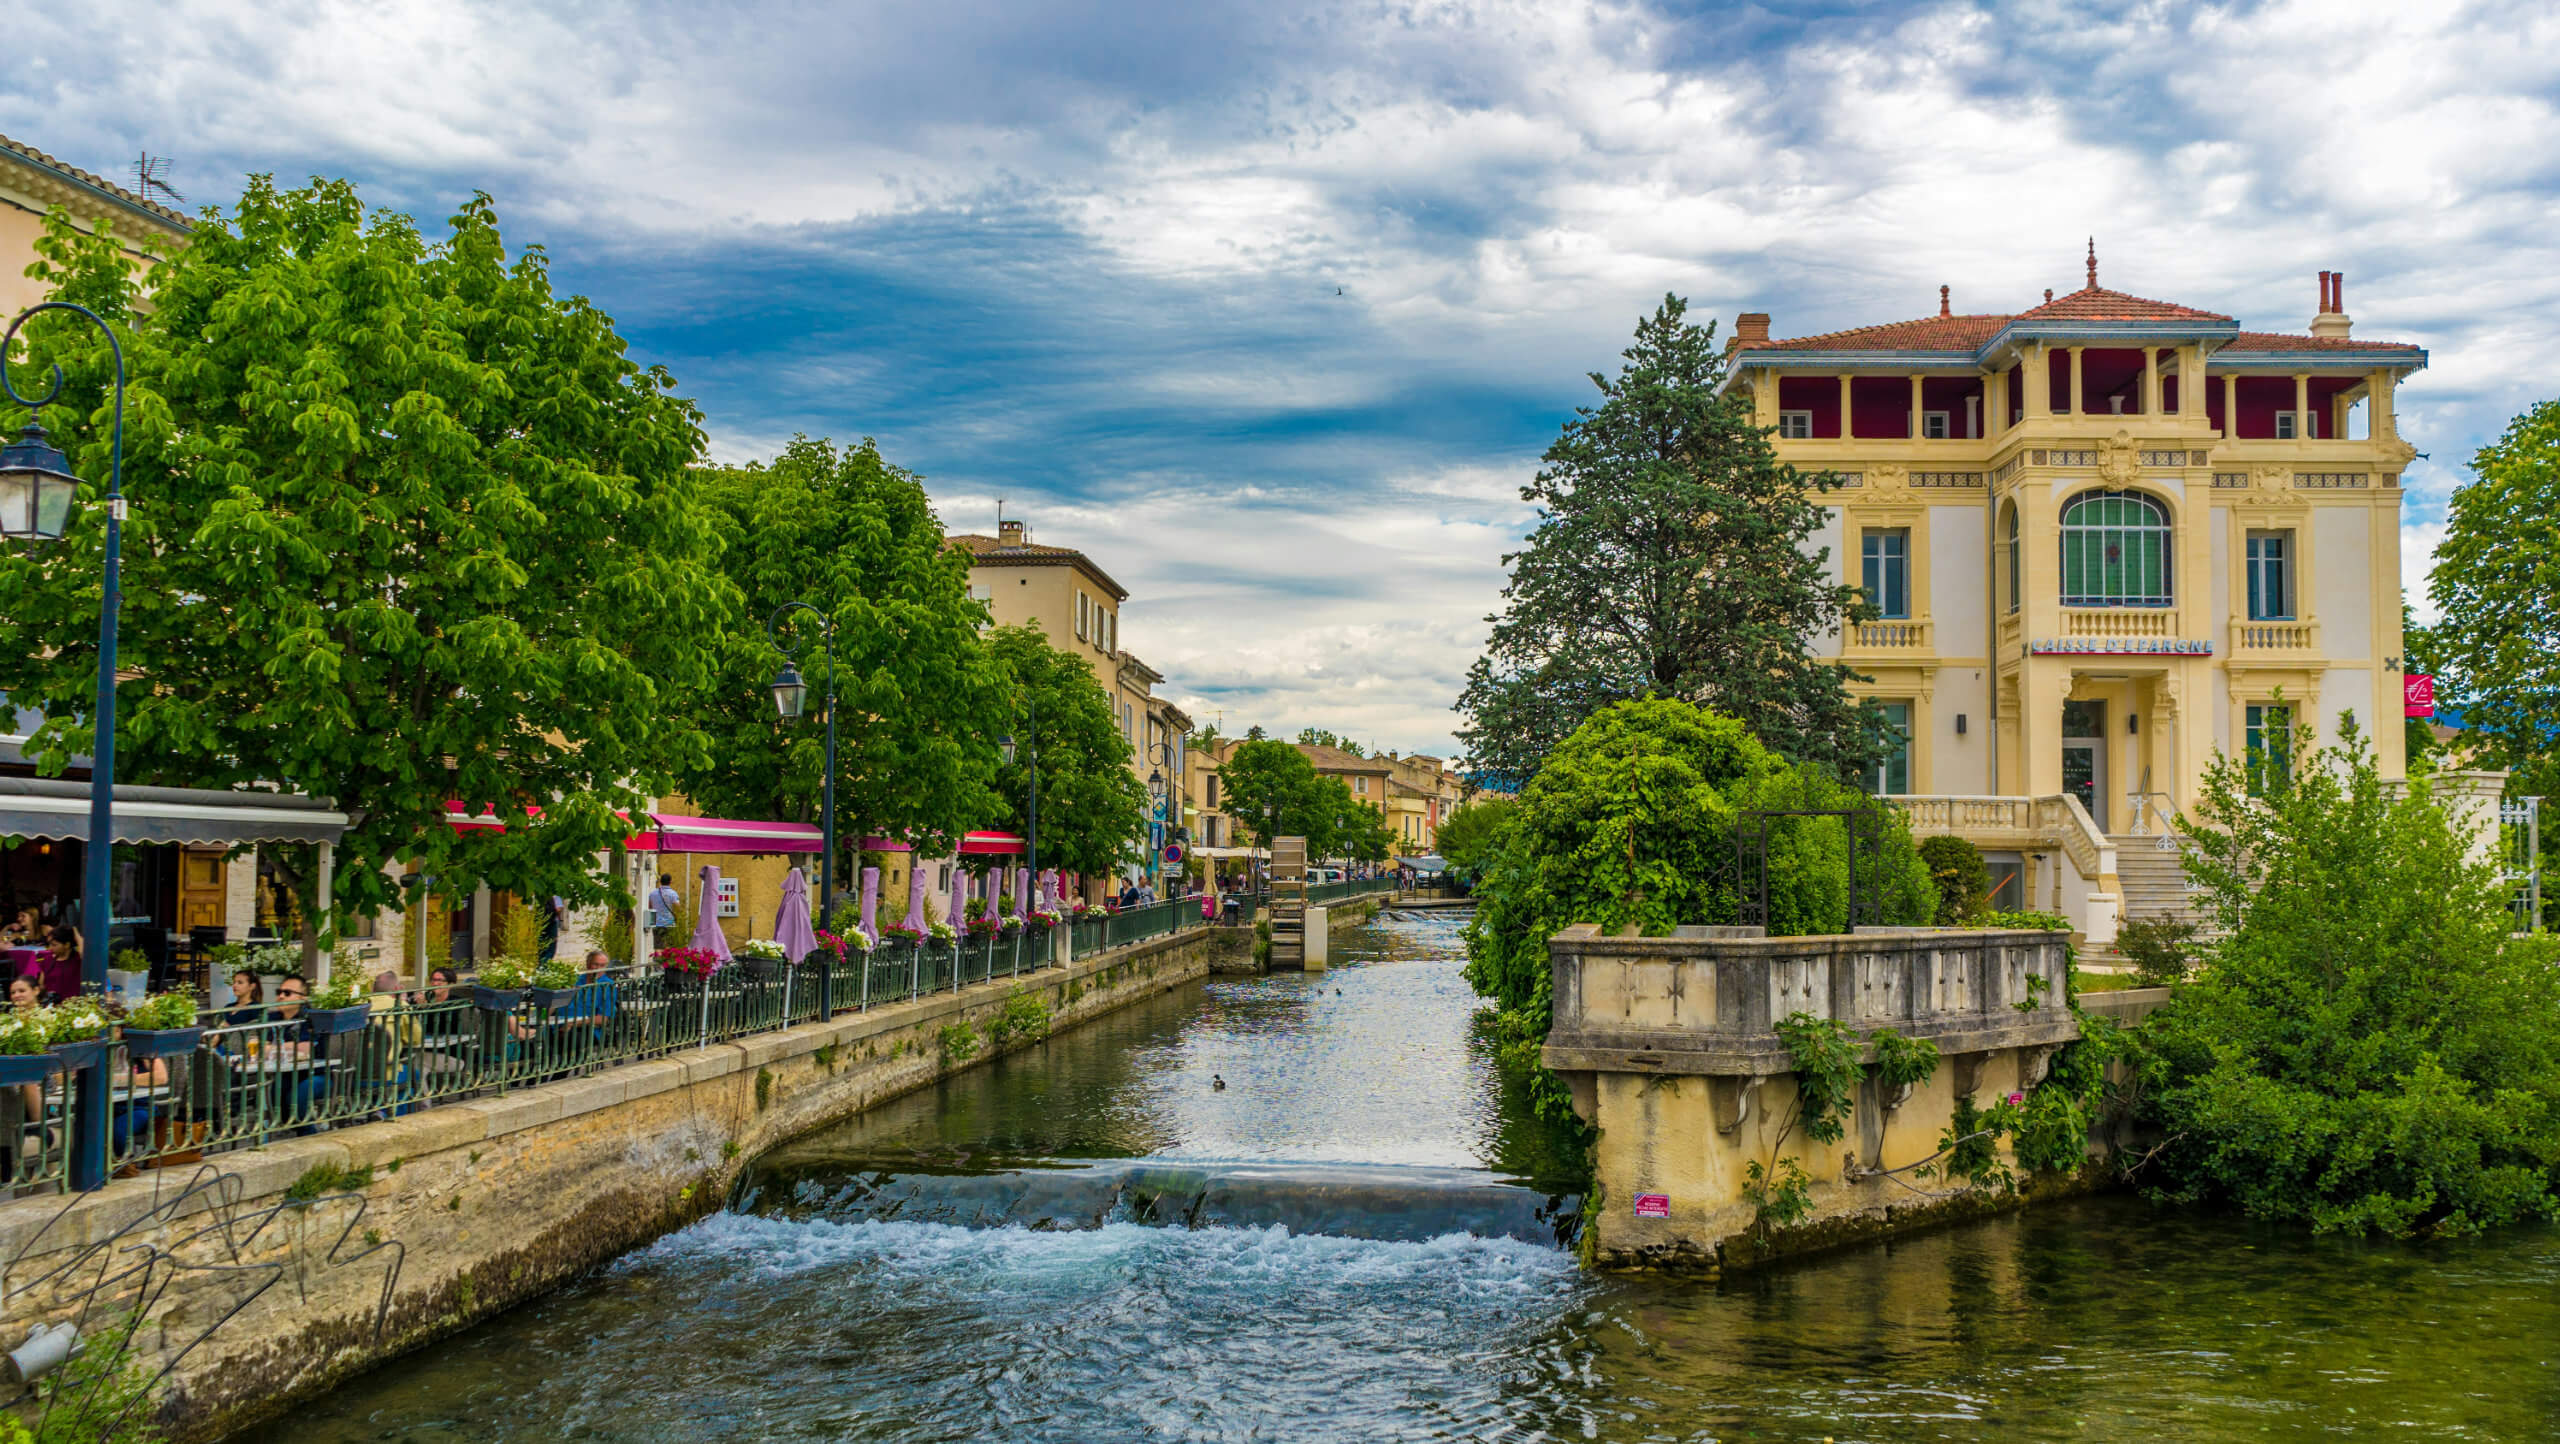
left=2115, top=913, right=2198, bottom=987
left=1917, top=834, right=1990, bottom=923
left=2136, top=715, right=2560, bottom=1236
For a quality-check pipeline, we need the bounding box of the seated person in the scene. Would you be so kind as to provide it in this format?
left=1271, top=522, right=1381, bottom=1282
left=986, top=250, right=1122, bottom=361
left=221, top=970, right=267, bottom=1029
left=111, top=1042, right=170, bottom=1159
left=3, top=907, right=39, bottom=946
left=266, top=975, right=332, bottom=1127
left=560, top=950, right=621, bottom=1033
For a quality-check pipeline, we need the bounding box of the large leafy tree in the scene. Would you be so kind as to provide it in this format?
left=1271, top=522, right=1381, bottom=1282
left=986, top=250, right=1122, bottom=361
left=1324, top=782, right=1396, bottom=863
left=1433, top=795, right=1516, bottom=876
left=1457, top=293, right=1883, bottom=785
left=678, top=436, right=1004, bottom=872
left=2429, top=400, right=2560, bottom=769
left=2140, top=716, right=2560, bottom=1235
left=982, top=624, right=1146, bottom=878
left=1218, top=739, right=1338, bottom=852
left=0, top=181, right=730, bottom=930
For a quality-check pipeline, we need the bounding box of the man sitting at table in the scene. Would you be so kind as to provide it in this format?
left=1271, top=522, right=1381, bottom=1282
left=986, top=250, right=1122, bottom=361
left=561, top=951, right=621, bottom=1033
left=269, top=975, right=334, bottom=1131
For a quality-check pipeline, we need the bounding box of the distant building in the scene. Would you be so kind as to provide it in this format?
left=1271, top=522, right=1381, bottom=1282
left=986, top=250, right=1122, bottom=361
left=1725, top=251, right=2427, bottom=940
left=0, top=133, right=192, bottom=318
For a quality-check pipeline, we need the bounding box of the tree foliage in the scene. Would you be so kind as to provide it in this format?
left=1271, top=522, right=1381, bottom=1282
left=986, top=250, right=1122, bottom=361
left=1917, top=834, right=1990, bottom=924
left=2428, top=400, right=2560, bottom=774
left=2138, top=714, right=2560, bottom=1235
left=1456, top=293, right=1885, bottom=785
left=1434, top=795, right=1516, bottom=876
left=1294, top=727, right=1364, bottom=755
left=677, top=435, right=1003, bottom=866
left=1218, top=740, right=1328, bottom=849
left=0, top=181, right=729, bottom=929
left=982, top=624, right=1146, bottom=878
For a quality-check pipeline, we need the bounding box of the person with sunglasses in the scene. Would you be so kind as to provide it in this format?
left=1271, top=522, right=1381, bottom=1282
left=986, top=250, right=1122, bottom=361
left=267, top=974, right=333, bottom=1131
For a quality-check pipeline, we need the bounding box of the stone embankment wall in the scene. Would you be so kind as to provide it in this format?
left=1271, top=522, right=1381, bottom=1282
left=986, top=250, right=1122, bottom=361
left=0, top=925, right=1251, bottom=1442
left=1542, top=924, right=2081, bottom=1276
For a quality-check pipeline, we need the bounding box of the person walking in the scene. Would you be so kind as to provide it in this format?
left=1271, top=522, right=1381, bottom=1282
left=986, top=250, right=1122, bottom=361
left=646, top=874, right=681, bottom=953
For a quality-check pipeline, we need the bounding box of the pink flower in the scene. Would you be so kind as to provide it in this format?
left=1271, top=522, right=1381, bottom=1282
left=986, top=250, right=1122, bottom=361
left=2007, top=1092, right=2025, bottom=1105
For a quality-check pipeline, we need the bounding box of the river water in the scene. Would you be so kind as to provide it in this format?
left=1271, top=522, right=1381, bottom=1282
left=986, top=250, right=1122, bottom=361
left=262, top=912, right=2560, bottom=1442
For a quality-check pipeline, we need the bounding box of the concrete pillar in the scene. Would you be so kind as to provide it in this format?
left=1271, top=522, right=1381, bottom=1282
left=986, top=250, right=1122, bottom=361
left=2371, top=369, right=2397, bottom=440
left=1304, top=905, right=1329, bottom=970
left=2294, top=373, right=2310, bottom=438
left=1837, top=373, right=1854, bottom=440
left=2067, top=346, right=2084, bottom=416
left=470, top=880, right=492, bottom=962
left=2221, top=374, right=2236, bottom=437
left=2023, top=348, right=2049, bottom=417
left=1908, top=374, right=1925, bottom=438
left=313, top=841, right=335, bottom=983
left=2142, top=347, right=2160, bottom=417
left=1986, top=369, right=2005, bottom=437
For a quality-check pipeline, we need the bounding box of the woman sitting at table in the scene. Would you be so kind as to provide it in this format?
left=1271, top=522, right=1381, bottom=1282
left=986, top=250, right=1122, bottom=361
left=3, top=908, right=39, bottom=945
left=36, top=927, right=81, bottom=1003
left=222, top=970, right=266, bottom=1027
left=5, top=974, right=40, bottom=1126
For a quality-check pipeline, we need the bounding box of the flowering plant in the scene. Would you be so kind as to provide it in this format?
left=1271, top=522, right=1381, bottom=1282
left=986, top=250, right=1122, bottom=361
left=1068, top=901, right=1104, bottom=920
left=654, top=946, right=725, bottom=980
left=47, top=997, right=111, bottom=1044
left=927, top=921, right=959, bottom=944
left=736, top=938, right=789, bottom=963
left=0, top=1008, right=49, bottom=1055
left=475, top=955, right=535, bottom=989
left=878, top=923, right=924, bottom=944
left=126, top=993, right=199, bottom=1031
left=245, top=943, right=303, bottom=977
left=964, top=911, right=1003, bottom=940
left=999, top=912, right=1024, bottom=931
left=808, top=929, right=852, bottom=962
left=1030, top=908, right=1065, bottom=930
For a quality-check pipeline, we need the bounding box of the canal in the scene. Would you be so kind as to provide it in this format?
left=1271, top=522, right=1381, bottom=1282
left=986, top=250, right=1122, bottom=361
left=261, top=912, right=2560, bottom=1441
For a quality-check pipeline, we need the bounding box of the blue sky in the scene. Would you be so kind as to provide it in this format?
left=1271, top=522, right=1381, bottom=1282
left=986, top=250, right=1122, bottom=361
left=12, top=0, right=2559, bottom=755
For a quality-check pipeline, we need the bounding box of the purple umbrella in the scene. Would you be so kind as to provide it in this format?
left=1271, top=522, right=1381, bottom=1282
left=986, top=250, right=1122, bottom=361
left=859, top=866, right=881, bottom=945
left=773, top=867, right=820, bottom=963
left=903, top=866, right=928, bottom=933
left=691, top=864, right=733, bottom=961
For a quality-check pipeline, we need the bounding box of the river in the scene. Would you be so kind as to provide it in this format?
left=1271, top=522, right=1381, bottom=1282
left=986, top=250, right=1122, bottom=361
left=259, top=912, right=2560, bottom=1441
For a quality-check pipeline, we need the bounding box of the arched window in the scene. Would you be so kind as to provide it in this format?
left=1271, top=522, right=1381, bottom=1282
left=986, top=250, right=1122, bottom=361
left=2001, top=502, right=2021, bottom=614
left=2059, top=490, right=2172, bottom=607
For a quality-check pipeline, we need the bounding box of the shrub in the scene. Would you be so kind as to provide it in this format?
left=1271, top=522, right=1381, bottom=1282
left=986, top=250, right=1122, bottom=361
left=2115, top=913, right=2198, bottom=987
left=1917, top=835, right=1990, bottom=923
left=474, top=955, right=534, bottom=989
left=126, top=993, right=198, bottom=1031
left=2136, top=714, right=2560, bottom=1236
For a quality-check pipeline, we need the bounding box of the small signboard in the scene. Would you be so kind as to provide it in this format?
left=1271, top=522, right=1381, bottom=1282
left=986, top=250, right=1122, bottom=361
left=2405, top=673, right=2436, bottom=718
left=2028, top=638, right=2213, bottom=656
left=1632, top=1193, right=1671, bottom=1219
left=715, top=877, right=741, bottom=919
left=1163, top=843, right=1185, bottom=864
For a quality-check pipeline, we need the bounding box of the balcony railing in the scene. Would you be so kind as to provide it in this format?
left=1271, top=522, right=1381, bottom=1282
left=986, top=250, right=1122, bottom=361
left=1894, top=793, right=2115, bottom=884
left=2230, top=618, right=2316, bottom=652
left=2061, top=607, right=2174, bottom=640
left=1848, top=618, right=1932, bottom=652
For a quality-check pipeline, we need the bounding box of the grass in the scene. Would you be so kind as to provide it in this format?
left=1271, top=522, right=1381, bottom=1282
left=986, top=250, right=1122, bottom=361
left=2071, top=969, right=2142, bottom=993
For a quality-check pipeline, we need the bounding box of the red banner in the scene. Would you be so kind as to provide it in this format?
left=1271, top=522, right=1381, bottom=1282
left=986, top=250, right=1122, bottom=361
left=2404, top=673, right=2435, bottom=718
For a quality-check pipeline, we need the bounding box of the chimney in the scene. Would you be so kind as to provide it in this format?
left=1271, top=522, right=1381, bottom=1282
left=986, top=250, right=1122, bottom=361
left=998, top=519, right=1027, bottom=545
left=2310, top=268, right=2351, bottom=340
left=1735, top=312, right=1770, bottom=343
left=1938, top=284, right=1950, bottom=317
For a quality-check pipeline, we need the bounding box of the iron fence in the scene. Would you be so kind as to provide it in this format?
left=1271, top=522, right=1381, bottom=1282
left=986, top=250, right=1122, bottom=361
left=6, top=879, right=1400, bottom=1197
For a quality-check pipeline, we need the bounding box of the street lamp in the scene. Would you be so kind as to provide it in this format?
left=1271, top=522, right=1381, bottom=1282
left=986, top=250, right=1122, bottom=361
left=765, top=603, right=836, bottom=926
left=1006, top=701, right=1040, bottom=883
left=1, top=301, right=129, bottom=1195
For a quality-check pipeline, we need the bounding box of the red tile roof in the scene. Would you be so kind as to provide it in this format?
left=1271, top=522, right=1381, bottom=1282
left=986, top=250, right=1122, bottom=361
left=2009, top=285, right=2230, bottom=323
left=1736, top=313, right=2011, bottom=353
left=2222, top=330, right=2423, bottom=354
left=947, top=533, right=1129, bottom=599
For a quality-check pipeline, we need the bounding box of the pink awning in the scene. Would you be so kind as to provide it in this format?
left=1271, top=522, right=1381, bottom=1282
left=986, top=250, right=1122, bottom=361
left=858, top=835, right=914, bottom=853
left=639, top=814, right=822, bottom=855
left=957, top=830, right=1026, bottom=855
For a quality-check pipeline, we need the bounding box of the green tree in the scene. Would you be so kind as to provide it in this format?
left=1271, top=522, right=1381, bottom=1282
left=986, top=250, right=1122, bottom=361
left=1434, top=795, right=1516, bottom=875
left=1218, top=739, right=1336, bottom=851
left=0, top=181, right=729, bottom=933
left=2429, top=402, right=2560, bottom=775
left=1324, top=782, right=1397, bottom=863
left=1917, top=834, right=1991, bottom=924
left=1295, top=727, right=1364, bottom=755
left=983, top=624, right=1147, bottom=877
left=1456, top=294, right=1883, bottom=784
left=678, top=436, right=1004, bottom=870
left=2139, top=714, right=2560, bottom=1235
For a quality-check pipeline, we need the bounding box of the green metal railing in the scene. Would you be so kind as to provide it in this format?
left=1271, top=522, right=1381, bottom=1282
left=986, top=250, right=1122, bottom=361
left=6, top=877, right=1402, bottom=1196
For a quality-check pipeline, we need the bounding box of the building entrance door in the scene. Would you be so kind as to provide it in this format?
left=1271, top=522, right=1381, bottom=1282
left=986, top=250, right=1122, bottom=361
left=2062, top=699, right=2107, bottom=831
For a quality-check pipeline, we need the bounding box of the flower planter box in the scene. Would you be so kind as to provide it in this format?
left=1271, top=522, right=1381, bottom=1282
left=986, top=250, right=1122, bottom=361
left=304, top=1005, right=372, bottom=1036
left=525, top=986, right=576, bottom=1014
left=120, top=1026, right=206, bottom=1059
left=469, top=986, right=524, bottom=1013
left=48, top=1036, right=110, bottom=1072
left=0, top=1052, right=61, bottom=1086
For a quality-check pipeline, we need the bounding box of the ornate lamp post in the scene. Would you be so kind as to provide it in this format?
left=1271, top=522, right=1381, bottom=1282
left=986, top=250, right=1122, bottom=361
left=765, top=602, right=837, bottom=925
left=0, top=301, right=128, bottom=1193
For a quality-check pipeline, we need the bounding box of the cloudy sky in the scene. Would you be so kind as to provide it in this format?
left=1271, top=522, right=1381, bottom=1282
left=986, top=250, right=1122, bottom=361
left=12, top=0, right=2557, bottom=754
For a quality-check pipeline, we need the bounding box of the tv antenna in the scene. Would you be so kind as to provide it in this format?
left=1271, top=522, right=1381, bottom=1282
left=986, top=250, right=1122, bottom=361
left=132, top=153, right=185, bottom=206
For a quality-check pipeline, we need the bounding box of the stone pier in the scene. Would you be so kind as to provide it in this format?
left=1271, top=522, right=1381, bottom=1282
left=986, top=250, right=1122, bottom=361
left=1542, top=923, right=2079, bottom=1274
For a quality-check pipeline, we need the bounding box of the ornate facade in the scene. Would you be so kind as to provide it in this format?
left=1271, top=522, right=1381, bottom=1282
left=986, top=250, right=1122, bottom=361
left=1728, top=252, right=2426, bottom=938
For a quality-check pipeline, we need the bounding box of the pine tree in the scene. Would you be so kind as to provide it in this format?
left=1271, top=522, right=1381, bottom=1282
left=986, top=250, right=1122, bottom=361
left=1457, top=294, right=1884, bottom=782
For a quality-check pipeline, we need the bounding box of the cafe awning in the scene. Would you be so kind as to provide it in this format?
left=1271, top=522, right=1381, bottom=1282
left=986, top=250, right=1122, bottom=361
left=443, top=805, right=822, bottom=856
left=0, top=777, right=349, bottom=847
left=957, top=830, right=1026, bottom=855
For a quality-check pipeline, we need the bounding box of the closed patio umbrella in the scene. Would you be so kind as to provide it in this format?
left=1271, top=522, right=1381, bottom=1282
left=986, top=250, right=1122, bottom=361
left=773, top=867, right=820, bottom=963
left=691, top=864, right=733, bottom=961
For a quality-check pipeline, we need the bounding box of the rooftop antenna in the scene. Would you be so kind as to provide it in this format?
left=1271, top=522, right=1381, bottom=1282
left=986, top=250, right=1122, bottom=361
left=132, top=153, right=185, bottom=206
left=996, top=496, right=1005, bottom=534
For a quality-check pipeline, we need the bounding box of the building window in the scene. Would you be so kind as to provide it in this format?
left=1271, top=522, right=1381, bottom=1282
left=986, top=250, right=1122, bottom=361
left=2059, top=490, right=2172, bottom=608
left=1076, top=590, right=1090, bottom=640
left=2245, top=703, right=2294, bottom=794
left=1921, top=410, right=1950, bottom=439
left=2003, top=503, right=2021, bottom=615
left=1865, top=701, right=1912, bottom=795
left=2275, top=411, right=2299, bottom=440
left=1354, top=776, right=1368, bottom=795
left=1778, top=411, right=1813, bottom=440
left=1861, top=528, right=1910, bottom=619
left=1206, top=776, right=1220, bottom=808
left=2245, top=531, right=2294, bottom=620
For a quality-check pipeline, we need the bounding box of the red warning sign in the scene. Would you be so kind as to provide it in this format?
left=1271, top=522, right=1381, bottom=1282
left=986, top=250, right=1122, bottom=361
left=1632, top=1193, right=1671, bottom=1218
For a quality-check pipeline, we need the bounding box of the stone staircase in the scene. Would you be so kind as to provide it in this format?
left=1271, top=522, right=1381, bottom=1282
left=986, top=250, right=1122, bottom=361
left=2109, top=832, right=2215, bottom=939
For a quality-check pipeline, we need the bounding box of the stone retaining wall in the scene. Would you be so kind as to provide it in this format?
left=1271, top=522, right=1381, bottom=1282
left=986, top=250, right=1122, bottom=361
left=0, top=926, right=1244, bottom=1442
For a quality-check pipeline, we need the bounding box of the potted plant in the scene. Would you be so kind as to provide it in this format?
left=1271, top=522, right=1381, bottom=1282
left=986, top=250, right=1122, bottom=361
left=734, top=937, right=788, bottom=982
left=0, top=1008, right=59, bottom=1087
left=246, top=943, right=302, bottom=1001
left=120, top=993, right=205, bottom=1059
left=927, top=920, right=959, bottom=946
left=653, top=946, right=723, bottom=985
left=302, top=972, right=374, bottom=1036
left=525, top=955, right=580, bottom=1013
left=470, top=955, right=533, bottom=1012
left=46, top=997, right=113, bottom=1072
left=878, top=923, right=924, bottom=946
left=1030, top=907, right=1065, bottom=931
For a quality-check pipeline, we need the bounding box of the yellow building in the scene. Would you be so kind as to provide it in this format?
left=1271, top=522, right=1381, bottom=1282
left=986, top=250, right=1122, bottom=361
left=949, top=517, right=1192, bottom=892
left=0, top=134, right=191, bottom=318
left=1727, top=254, right=2426, bottom=941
